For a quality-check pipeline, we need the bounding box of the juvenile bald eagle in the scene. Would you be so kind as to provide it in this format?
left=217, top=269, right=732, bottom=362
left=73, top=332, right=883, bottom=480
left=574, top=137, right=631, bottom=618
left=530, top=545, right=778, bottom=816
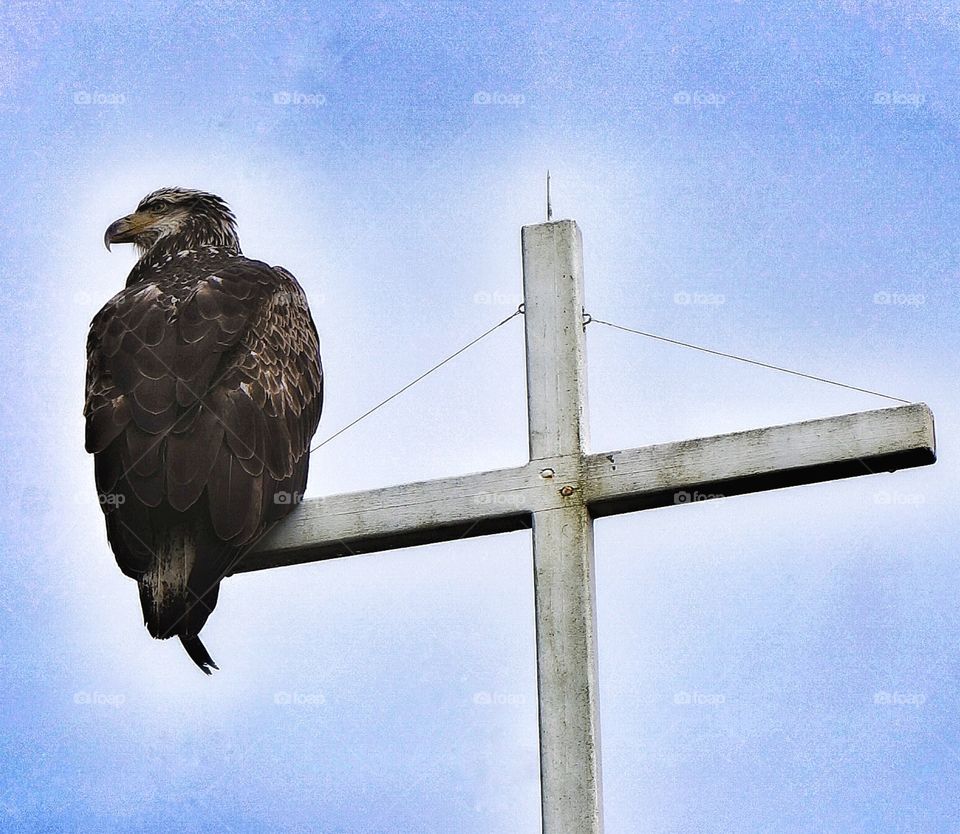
left=85, top=188, right=323, bottom=673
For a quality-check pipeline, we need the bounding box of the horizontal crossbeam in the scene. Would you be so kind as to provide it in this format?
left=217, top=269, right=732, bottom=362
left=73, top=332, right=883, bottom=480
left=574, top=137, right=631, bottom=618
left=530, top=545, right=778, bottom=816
left=235, top=402, right=935, bottom=574
left=586, top=400, right=936, bottom=517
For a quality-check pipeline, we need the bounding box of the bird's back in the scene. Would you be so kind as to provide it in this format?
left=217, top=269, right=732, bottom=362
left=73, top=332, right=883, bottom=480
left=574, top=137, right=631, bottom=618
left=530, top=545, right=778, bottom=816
left=85, top=247, right=323, bottom=672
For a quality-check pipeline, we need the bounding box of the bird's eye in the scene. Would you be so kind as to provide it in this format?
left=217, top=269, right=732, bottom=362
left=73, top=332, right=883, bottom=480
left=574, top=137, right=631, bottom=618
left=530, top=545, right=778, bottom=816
left=143, top=198, right=172, bottom=212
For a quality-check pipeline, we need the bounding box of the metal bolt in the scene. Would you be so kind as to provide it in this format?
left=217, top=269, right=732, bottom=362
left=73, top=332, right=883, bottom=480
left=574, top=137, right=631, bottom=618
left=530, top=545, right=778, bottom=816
left=559, top=485, right=576, bottom=497
left=540, top=468, right=555, bottom=479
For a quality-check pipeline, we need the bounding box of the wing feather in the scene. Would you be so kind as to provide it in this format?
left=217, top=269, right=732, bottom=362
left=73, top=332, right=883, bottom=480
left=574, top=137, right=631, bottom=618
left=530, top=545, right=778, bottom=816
left=85, top=257, right=323, bottom=582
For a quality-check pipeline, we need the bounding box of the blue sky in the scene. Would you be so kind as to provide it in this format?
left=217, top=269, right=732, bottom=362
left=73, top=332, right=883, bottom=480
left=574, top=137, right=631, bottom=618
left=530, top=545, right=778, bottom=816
left=1, top=1, right=958, bottom=831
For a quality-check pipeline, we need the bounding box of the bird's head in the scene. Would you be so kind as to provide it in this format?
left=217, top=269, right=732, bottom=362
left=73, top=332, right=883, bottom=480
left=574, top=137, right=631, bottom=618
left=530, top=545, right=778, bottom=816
left=104, top=187, right=240, bottom=257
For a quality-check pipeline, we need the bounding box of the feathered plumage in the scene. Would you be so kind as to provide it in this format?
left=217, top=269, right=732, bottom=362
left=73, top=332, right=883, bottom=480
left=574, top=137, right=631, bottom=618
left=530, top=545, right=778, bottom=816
left=85, top=187, right=323, bottom=673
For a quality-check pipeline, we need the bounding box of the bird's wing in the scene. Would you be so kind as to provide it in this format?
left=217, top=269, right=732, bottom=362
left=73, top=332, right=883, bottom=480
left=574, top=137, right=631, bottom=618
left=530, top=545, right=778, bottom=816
left=85, top=258, right=323, bottom=581
left=203, top=263, right=324, bottom=544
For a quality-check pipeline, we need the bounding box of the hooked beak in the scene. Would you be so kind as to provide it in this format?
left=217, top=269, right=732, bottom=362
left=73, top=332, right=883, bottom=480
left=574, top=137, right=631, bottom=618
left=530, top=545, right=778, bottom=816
left=104, top=212, right=152, bottom=251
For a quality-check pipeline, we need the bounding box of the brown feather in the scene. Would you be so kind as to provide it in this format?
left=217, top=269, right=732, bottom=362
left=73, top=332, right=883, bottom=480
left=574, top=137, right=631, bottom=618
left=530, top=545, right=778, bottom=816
left=85, top=231, right=323, bottom=670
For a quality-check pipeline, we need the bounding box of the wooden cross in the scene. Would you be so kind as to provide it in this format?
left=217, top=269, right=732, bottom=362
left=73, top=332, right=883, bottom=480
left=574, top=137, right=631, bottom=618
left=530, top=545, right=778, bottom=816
left=238, top=220, right=936, bottom=833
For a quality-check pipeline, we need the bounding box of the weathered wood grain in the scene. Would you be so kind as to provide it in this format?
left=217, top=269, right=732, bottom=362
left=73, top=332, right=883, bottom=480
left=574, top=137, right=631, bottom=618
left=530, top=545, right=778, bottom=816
left=240, top=402, right=935, bottom=573
left=522, top=221, right=603, bottom=834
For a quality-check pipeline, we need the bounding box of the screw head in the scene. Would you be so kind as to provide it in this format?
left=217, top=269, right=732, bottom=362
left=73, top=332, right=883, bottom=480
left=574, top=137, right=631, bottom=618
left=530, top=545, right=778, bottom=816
left=559, top=485, right=576, bottom=497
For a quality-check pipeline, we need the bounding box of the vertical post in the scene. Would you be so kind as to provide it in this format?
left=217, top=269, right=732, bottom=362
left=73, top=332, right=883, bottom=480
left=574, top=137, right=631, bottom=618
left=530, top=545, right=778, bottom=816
left=522, top=220, right=603, bottom=834
left=523, top=221, right=590, bottom=460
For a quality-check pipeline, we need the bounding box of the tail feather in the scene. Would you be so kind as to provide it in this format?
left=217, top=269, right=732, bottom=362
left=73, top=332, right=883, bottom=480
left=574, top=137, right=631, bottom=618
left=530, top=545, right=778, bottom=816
left=137, top=521, right=225, bottom=674
left=179, top=634, right=219, bottom=675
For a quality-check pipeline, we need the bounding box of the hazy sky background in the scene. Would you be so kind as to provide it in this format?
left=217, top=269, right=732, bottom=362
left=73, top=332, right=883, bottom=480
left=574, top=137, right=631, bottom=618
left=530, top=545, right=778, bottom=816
left=1, top=1, right=958, bottom=832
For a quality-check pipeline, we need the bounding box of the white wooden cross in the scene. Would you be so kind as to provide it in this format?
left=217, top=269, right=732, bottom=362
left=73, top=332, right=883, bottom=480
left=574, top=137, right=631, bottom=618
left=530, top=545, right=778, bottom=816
left=238, top=220, right=936, bottom=833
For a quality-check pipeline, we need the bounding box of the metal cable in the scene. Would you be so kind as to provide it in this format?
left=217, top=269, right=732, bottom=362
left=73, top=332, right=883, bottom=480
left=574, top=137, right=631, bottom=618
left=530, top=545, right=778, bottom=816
left=589, top=316, right=911, bottom=404
left=310, top=306, right=524, bottom=453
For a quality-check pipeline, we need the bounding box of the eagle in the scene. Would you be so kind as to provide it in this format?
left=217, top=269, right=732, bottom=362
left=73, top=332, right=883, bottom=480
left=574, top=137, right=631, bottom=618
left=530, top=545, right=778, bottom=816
left=85, top=188, right=323, bottom=673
